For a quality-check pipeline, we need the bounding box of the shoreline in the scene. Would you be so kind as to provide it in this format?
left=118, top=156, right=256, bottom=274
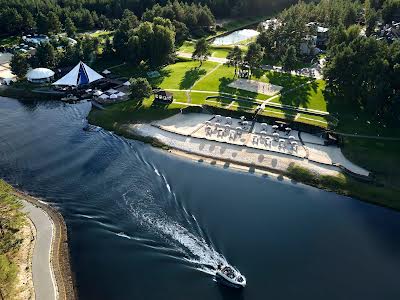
left=12, top=188, right=77, bottom=300
left=104, top=121, right=400, bottom=211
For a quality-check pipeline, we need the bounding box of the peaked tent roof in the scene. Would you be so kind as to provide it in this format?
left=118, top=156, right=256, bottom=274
left=53, top=62, right=103, bottom=86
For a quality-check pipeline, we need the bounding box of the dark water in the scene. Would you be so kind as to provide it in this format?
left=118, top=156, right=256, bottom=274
left=1, top=97, right=400, bottom=300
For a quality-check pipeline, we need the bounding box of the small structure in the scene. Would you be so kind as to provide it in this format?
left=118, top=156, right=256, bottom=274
left=154, top=90, right=173, bottom=104
left=102, top=69, right=111, bottom=75
left=26, top=68, right=55, bottom=83
left=23, top=34, right=49, bottom=45
left=147, top=71, right=161, bottom=78
left=316, top=26, right=329, bottom=48
left=53, top=62, right=103, bottom=87
left=300, top=35, right=318, bottom=55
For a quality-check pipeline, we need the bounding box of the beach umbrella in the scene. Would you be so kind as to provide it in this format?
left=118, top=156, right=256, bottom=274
left=236, top=127, right=242, bottom=131
left=225, top=124, right=231, bottom=128
left=273, top=132, right=279, bottom=136
left=106, top=88, right=118, bottom=94
left=215, top=122, right=220, bottom=127
left=260, top=130, right=267, bottom=135
left=205, top=121, right=211, bottom=125
left=285, top=127, right=291, bottom=131
left=240, top=116, right=245, bottom=121
left=289, top=136, right=296, bottom=140
left=272, top=125, right=279, bottom=129
left=243, top=121, right=249, bottom=125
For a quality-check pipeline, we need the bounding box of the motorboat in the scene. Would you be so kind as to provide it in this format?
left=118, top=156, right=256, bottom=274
left=216, top=263, right=246, bottom=288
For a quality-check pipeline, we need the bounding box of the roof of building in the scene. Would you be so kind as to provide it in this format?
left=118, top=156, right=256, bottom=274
left=26, top=68, right=55, bottom=80
left=53, top=62, right=103, bottom=86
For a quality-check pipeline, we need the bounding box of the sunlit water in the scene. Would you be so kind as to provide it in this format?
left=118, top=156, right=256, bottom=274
left=1, top=97, right=400, bottom=300
left=213, top=29, right=259, bottom=46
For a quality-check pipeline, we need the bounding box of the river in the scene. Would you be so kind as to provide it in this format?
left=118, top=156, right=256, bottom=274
left=0, top=97, right=399, bottom=300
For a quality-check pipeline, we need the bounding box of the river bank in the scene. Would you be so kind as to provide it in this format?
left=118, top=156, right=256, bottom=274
left=11, top=187, right=77, bottom=300
left=86, top=110, right=400, bottom=211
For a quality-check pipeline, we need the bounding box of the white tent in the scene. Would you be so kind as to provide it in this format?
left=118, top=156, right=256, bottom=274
left=93, top=90, right=103, bottom=96
left=110, top=94, right=118, bottom=99
left=116, top=91, right=126, bottom=97
left=102, top=69, right=111, bottom=75
left=123, top=81, right=131, bottom=86
left=53, top=62, right=103, bottom=87
left=98, top=94, right=109, bottom=99
left=27, top=68, right=55, bottom=83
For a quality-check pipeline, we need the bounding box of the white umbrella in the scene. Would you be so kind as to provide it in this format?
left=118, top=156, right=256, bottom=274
left=123, top=81, right=131, bottom=86
left=99, top=94, right=109, bottom=99
left=289, top=136, right=296, bottom=140
left=225, top=124, right=231, bottom=128
left=236, top=127, right=242, bottom=131
left=106, top=88, right=118, bottom=94
left=102, top=69, right=111, bottom=75
left=273, top=132, right=279, bottom=136
left=110, top=94, right=118, bottom=99
left=116, top=91, right=126, bottom=97
left=215, top=122, right=221, bottom=127
left=85, top=88, right=92, bottom=93
left=285, top=127, right=291, bottom=131
left=260, top=130, right=267, bottom=135
left=272, top=125, right=279, bottom=129
left=243, top=121, right=249, bottom=125
left=240, top=116, right=245, bottom=121
left=93, top=90, right=103, bottom=96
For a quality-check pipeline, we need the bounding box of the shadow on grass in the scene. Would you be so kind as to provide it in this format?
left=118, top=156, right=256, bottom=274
left=179, top=68, right=207, bottom=90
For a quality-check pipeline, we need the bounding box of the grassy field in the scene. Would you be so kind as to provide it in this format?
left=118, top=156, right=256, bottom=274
left=271, top=79, right=327, bottom=112
left=178, top=41, right=244, bottom=59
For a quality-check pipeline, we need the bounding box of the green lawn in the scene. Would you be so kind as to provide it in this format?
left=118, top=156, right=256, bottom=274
left=178, top=41, right=245, bottom=59
left=158, top=60, right=218, bottom=90
left=271, top=79, right=327, bottom=112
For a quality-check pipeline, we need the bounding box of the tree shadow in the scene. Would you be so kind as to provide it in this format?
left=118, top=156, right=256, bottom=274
left=179, top=67, right=206, bottom=90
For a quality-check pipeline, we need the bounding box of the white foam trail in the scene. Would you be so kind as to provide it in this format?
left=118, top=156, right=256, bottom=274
left=154, top=167, right=161, bottom=177
left=116, top=232, right=133, bottom=240
left=122, top=189, right=229, bottom=274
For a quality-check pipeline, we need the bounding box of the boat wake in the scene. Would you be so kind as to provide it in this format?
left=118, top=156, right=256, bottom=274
left=120, top=172, right=229, bottom=276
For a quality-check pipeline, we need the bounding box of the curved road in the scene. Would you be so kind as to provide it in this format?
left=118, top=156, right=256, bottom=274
left=22, top=200, right=57, bottom=300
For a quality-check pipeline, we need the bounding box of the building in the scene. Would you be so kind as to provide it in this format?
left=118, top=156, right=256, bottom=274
left=300, top=36, right=317, bottom=55
left=23, top=34, right=50, bottom=45
left=316, top=26, right=329, bottom=48
left=154, top=90, right=173, bottom=104
left=307, top=22, right=329, bottom=48
left=53, top=62, right=103, bottom=87
left=26, top=68, right=55, bottom=83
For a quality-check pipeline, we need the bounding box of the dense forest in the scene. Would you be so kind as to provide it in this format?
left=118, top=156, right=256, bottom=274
left=0, top=0, right=298, bottom=36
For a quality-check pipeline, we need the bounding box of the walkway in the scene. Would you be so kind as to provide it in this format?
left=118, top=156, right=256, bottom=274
left=22, top=200, right=57, bottom=300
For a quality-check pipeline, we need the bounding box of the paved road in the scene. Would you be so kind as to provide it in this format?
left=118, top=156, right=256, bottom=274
left=22, top=200, right=57, bottom=300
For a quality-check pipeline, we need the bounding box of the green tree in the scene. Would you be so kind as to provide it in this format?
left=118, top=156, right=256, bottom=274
left=282, top=45, right=298, bottom=71
left=129, top=77, right=153, bottom=102
left=47, top=12, right=62, bottom=34
left=150, top=23, right=175, bottom=67
left=227, top=46, right=243, bottom=73
left=35, top=42, right=57, bottom=69
left=245, top=43, right=263, bottom=69
left=192, top=38, right=210, bottom=67
left=10, top=52, right=29, bottom=79
left=65, top=17, right=77, bottom=37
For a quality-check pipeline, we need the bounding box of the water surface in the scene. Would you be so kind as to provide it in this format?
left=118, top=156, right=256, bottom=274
left=0, top=97, right=399, bottom=300
left=213, top=29, right=259, bottom=46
